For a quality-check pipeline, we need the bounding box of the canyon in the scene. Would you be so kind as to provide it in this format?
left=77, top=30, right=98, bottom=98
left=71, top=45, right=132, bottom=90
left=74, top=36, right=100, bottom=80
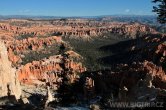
left=0, top=18, right=166, bottom=109
left=0, top=19, right=156, bottom=41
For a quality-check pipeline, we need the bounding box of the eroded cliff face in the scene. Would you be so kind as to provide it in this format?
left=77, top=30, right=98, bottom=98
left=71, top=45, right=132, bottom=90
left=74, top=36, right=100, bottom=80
left=80, top=60, right=166, bottom=103
left=77, top=33, right=166, bottom=105
left=144, top=61, right=166, bottom=89
left=0, top=40, right=21, bottom=99
left=6, top=36, right=62, bottom=64
left=154, top=42, right=166, bottom=68
left=0, top=19, right=165, bottom=109
left=18, top=51, right=86, bottom=88
left=0, top=20, right=156, bottom=41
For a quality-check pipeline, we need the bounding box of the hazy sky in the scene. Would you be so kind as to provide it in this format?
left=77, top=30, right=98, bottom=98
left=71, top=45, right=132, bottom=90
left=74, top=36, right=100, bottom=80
left=0, top=0, right=155, bottom=16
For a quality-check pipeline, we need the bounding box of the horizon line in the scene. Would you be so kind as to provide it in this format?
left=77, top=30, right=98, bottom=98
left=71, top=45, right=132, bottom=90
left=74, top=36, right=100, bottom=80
left=0, top=14, right=156, bottom=18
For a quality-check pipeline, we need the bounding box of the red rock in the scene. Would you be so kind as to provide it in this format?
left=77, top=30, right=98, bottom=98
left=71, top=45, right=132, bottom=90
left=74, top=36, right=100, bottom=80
left=17, top=51, right=86, bottom=87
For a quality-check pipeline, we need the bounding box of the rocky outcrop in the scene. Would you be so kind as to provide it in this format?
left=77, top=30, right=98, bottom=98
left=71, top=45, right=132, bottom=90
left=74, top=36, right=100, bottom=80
left=18, top=51, right=86, bottom=87
left=0, top=20, right=156, bottom=41
left=7, top=36, right=62, bottom=53
left=80, top=60, right=166, bottom=102
left=143, top=61, right=166, bottom=89
left=0, top=40, right=21, bottom=99
left=0, top=19, right=165, bottom=109
left=6, top=36, right=62, bottom=64
left=19, top=22, right=156, bottom=39
left=154, top=42, right=166, bottom=67
left=0, top=23, right=21, bottom=41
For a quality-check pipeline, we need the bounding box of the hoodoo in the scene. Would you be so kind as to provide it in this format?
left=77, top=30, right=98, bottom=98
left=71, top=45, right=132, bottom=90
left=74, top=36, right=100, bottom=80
left=0, top=40, right=21, bottom=99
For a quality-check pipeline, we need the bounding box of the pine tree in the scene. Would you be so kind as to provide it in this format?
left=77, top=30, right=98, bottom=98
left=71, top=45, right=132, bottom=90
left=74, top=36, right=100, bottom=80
left=152, top=0, right=166, bottom=23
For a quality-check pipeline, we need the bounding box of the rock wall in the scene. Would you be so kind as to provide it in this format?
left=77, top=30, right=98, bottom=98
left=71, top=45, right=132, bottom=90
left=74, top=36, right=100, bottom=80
left=0, top=40, right=21, bottom=99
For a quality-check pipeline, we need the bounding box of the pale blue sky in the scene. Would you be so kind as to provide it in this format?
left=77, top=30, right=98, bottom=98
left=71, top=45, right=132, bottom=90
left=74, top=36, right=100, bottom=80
left=0, top=0, right=155, bottom=16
